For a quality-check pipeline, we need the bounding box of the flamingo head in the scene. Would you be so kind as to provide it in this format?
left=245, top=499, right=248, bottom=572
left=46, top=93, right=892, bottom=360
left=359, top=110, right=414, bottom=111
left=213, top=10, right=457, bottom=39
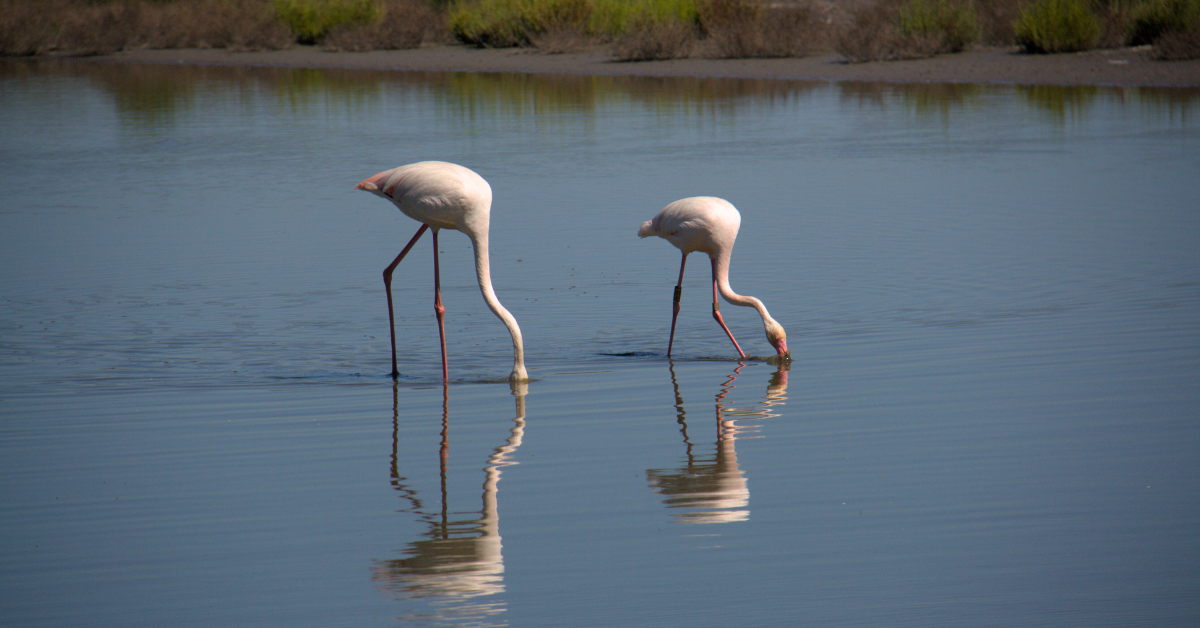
left=764, top=318, right=790, bottom=360
left=637, top=219, right=656, bottom=238
left=355, top=172, right=392, bottom=198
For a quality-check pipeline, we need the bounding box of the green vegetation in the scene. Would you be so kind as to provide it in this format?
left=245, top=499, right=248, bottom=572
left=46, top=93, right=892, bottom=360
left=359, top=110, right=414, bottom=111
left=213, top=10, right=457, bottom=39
left=1013, top=0, right=1102, bottom=53
left=2, top=0, right=1198, bottom=62
left=273, top=0, right=384, bottom=44
left=895, top=0, right=980, bottom=53
left=1126, top=0, right=1200, bottom=44
left=836, top=0, right=979, bottom=61
left=448, top=0, right=699, bottom=47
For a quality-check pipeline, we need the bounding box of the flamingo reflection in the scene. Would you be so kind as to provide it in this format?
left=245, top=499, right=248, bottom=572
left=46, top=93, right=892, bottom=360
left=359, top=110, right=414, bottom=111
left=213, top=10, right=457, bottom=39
left=647, top=363, right=788, bottom=524
left=373, top=381, right=527, bottom=622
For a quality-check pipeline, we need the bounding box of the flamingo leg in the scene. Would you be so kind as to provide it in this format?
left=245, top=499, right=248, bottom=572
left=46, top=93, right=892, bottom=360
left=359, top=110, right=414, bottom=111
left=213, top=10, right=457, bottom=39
left=711, top=257, right=746, bottom=359
left=384, top=224, right=430, bottom=378
left=667, top=253, right=687, bottom=358
left=432, top=229, right=449, bottom=382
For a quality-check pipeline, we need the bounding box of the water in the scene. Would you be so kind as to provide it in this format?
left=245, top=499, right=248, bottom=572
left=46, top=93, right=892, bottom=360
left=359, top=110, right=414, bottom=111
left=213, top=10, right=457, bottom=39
left=2, top=59, right=1198, bottom=627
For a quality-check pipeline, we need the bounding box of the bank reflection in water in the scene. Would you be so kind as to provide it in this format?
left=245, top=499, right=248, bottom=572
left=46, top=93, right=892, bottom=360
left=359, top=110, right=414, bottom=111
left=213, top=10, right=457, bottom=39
left=7, top=58, right=1197, bottom=135
left=647, top=363, right=789, bottom=524
left=372, top=382, right=527, bottom=624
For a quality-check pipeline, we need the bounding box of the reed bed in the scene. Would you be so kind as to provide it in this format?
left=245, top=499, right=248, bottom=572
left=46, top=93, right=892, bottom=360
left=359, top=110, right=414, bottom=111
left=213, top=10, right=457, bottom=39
left=2, top=0, right=1197, bottom=61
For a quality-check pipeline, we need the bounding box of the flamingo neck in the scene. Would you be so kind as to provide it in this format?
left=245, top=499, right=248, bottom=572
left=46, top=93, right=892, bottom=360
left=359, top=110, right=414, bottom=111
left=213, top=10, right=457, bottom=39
left=471, top=232, right=528, bottom=382
left=712, top=252, right=770, bottom=318
left=711, top=253, right=789, bottom=357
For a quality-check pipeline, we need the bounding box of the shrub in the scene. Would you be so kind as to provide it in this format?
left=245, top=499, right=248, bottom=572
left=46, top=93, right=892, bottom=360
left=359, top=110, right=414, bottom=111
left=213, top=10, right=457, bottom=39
left=976, top=0, right=1024, bottom=44
left=1013, top=0, right=1102, bottom=52
left=0, top=0, right=302, bottom=54
left=836, top=0, right=978, bottom=61
left=1152, top=26, right=1200, bottom=56
left=1126, top=0, right=1200, bottom=45
left=699, top=0, right=824, bottom=58
left=610, top=19, right=697, bottom=59
left=529, top=22, right=597, bottom=52
left=896, top=0, right=979, bottom=52
left=147, top=0, right=294, bottom=51
left=448, top=0, right=700, bottom=47
left=588, top=0, right=699, bottom=36
left=323, top=0, right=449, bottom=50
left=273, top=0, right=384, bottom=44
left=449, top=0, right=587, bottom=46
left=836, top=1, right=902, bottom=61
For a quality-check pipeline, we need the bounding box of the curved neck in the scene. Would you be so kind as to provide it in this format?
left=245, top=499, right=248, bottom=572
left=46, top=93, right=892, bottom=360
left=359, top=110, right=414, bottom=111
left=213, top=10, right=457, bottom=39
left=711, top=253, right=772, bottom=323
left=471, top=232, right=527, bottom=381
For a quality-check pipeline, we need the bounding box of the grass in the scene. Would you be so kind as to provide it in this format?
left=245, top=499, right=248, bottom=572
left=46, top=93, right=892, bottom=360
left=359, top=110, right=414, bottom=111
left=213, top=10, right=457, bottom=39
left=610, top=20, right=699, bottom=60
left=895, top=0, right=979, bottom=52
left=699, top=0, right=825, bottom=58
left=1013, top=0, right=1102, bottom=53
left=0, top=0, right=442, bottom=54
left=0, top=0, right=294, bottom=55
left=3, top=0, right=1198, bottom=61
left=836, top=0, right=979, bottom=62
left=323, top=0, right=451, bottom=50
left=273, top=0, right=384, bottom=44
left=447, top=0, right=701, bottom=48
left=1126, top=0, right=1200, bottom=48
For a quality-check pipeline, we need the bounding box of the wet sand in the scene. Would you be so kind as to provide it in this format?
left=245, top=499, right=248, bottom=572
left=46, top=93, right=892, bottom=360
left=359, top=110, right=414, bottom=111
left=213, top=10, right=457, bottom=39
left=84, top=44, right=1200, bottom=87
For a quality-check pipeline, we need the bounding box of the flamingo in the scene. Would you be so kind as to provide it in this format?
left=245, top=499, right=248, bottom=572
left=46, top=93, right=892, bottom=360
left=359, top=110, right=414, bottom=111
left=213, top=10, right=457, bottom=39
left=638, top=197, right=789, bottom=360
left=357, top=161, right=528, bottom=383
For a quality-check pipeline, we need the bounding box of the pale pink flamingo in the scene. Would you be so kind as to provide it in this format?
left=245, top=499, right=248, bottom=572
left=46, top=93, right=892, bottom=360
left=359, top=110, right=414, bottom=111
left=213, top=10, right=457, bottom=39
left=357, top=161, right=527, bottom=383
left=638, top=197, right=789, bottom=360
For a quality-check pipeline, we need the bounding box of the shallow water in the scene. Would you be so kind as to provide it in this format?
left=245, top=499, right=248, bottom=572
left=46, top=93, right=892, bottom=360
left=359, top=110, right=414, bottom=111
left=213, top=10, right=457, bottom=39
left=2, top=59, right=1198, bottom=627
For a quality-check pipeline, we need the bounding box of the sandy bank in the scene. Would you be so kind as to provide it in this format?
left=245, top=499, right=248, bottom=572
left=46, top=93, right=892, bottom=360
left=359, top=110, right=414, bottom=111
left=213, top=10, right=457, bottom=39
left=83, top=44, right=1200, bottom=87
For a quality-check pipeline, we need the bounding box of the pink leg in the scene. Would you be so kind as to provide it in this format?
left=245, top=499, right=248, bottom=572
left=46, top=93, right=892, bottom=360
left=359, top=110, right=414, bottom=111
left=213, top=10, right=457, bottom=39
left=667, top=253, right=687, bottom=358
left=384, top=224, right=430, bottom=378
left=432, top=229, right=449, bottom=382
left=711, top=257, right=746, bottom=359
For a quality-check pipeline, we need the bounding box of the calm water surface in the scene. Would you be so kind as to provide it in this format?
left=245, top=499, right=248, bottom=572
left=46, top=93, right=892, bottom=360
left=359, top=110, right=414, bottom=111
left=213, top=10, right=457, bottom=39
left=1, top=59, right=1198, bottom=627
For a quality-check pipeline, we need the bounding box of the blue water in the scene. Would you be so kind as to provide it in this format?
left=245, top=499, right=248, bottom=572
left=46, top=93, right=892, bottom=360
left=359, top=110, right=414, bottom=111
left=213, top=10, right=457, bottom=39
left=1, top=59, right=1198, bottom=627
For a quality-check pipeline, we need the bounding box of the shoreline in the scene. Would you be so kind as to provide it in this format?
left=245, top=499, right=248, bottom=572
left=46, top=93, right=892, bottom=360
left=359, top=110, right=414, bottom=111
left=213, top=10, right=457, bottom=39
left=69, top=44, right=1200, bottom=87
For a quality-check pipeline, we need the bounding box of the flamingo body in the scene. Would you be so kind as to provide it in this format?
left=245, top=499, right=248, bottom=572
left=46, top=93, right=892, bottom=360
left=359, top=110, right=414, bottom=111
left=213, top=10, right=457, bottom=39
left=359, top=161, right=488, bottom=234
left=639, top=197, right=789, bottom=360
left=638, top=196, right=740, bottom=258
left=357, top=161, right=527, bottom=383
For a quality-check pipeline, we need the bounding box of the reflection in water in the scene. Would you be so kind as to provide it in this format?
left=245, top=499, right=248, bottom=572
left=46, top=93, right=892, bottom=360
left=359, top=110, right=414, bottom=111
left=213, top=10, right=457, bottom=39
left=3, top=58, right=1197, bottom=131
left=373, top=382, right=527, bottom=626
left=647, top=363, right=788, bottom=524
left=1019, top=84, right=1102, bottom=121
left=840, top=80, right=984, bottom=117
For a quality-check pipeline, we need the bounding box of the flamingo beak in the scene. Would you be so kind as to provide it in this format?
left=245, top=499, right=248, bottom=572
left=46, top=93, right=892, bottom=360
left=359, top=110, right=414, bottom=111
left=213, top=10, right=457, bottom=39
left=773, top=337, right=790, bottom=359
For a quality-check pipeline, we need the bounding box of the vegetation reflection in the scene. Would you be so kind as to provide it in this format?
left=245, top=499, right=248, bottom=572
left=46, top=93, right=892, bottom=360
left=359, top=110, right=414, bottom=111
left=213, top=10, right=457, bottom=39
left=647, top=362, right=788, bottom=524
left=6, top=58, right=1197, bottom=131
left=372, top=381, right=528, bottom=625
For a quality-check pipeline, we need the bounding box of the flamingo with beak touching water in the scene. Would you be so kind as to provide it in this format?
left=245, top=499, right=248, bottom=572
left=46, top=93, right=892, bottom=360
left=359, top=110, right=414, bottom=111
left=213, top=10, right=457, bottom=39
left=639, top=196, right=789, bottom=361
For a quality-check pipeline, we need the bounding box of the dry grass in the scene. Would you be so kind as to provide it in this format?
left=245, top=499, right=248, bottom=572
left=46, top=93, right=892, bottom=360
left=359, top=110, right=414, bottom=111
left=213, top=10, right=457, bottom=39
left=1153, top=26, right=1200, bottom=57
left=700, top=0, right=826, bottom=58
left=529, top=23, right=600, bottom=53
left=610, top=21, right=699, bottom=60
left=975, top=0, right=1023, bottom=44
left=0, top=0, right=449, bottom=55
left=5, top=0, right=1198, bottom=61
left=322, top=0, right=450, bottom=50
left=836, top=0, right=978, bottom=62
left=1, top=0, right=298, bottom=55
left=835, top=0, right=916, bottom=61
